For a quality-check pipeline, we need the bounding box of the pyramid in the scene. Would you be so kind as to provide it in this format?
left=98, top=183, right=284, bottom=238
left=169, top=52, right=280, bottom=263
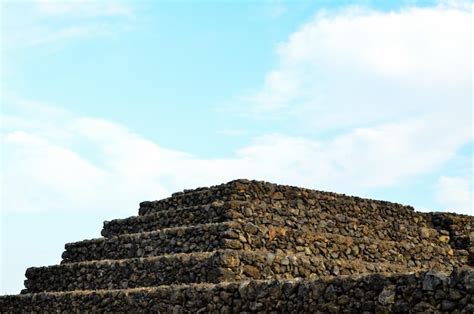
left=1, top=179, right=472, bottom=312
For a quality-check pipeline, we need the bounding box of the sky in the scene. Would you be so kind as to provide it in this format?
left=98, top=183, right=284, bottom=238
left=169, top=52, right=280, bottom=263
left=0, top=0, right=472, bottom=295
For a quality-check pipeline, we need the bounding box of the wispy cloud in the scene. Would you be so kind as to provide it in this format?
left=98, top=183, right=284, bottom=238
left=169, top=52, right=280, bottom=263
left=2, top=1, right=471, bottom=216
left=2, top=97, right=472, bottom=215
left=2, top=0, right=135, bottom=49
left=34, top=0, right=133, bottom=18
left=232, top=1, right=472, bottom=215
left=246, top=1, right=471, bottom=130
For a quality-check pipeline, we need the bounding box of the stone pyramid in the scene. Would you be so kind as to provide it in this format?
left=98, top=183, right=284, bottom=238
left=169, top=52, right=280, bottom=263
left=1, top=179, right=472, bottom=312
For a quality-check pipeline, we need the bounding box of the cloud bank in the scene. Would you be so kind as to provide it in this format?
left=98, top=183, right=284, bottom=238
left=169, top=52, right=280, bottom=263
left=2, top=1, right=472, bottom=215
left=250, top=2, right=471, bottom=127
left=2, top=102, right=472, bottom=215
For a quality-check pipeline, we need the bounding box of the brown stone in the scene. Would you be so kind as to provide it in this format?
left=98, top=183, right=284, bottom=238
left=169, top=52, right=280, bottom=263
left=243, top=265, right=260, bottom=279
left=211, top=200, right=225, bottom=208
left=439, top=235, right=450, bottom=243
left=272, top=192, right=284, bottom=200
left=220, top=253, right=240, bottom=268
left=244, top=222, right=259, bottom=235
left=267, top=227, right=288, bottom=241
left=222, top=239, right=243, bottom=249
left=420, top=227, right=432, bottom=238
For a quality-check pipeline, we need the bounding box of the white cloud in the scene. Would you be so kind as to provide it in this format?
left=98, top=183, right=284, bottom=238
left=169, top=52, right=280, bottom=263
left=237, top=0, right=473, bottom=211
left=16, top=24, right=113, bottom=48
left=2, top=99, right=470, bottom=214
left=2, top=0, right=134, bottom=49
left=3, top=131, right=108, bottom=212
left=248, top=1, right=472, bottom=131
left=436, top=176, right=473, bottom=215
left=1, top=100, right=208, bottom=213
left=2, top=2, right=471, bottom=215
left=34, top=0, right=132, bottom=18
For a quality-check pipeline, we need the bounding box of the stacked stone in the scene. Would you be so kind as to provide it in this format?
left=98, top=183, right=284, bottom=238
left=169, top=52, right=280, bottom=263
left=428, top=212, right=474, bottom=265
left=2, top=269, right=472, bottom=312
left=1, top=179, right=472, bottom=312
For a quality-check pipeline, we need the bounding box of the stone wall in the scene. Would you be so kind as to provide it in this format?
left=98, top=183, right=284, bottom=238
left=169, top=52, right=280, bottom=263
left=2, top=179, right=472, bottom=312
left=138, top=182, right=235, bottom=215
left=24, top=249, right=415, bottom=295
left=61, top=222, right=233, bottom=263
left=61, top=180, right=470, bottom=276
left=102, top=203, right=232, bottom=237
left=429, top=212, right=474, bottom=265
left=3, top=268, right=472, bottom=313
left=23, top=252, right=220, bottom=293
left=63, top=217, right=463, bottom=271
left=136, top=180, right=471, bottom=267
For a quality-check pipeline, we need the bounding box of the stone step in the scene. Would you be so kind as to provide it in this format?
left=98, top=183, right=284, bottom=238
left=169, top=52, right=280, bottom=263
left=102, top=203, right=234, bottom=237
left=138, top=180, right=424, bottom=233
left=234, top=225, right=459, bottom=267
left=138, top=182, right=238, bottom=216
left=2, top=269, right=472, bottom=313
left=63, top=217, right=460, bottom=268
left=110, top=199, right=435, bottom=245
left=25, top=247, right=424, bottom=294
left=61, top=222, right=238, bottom=264
left=242, top=208, right=436, bottom=244
left=217, top=249, right=421, bottom=282
left=24, top=252, right=220, bottom=293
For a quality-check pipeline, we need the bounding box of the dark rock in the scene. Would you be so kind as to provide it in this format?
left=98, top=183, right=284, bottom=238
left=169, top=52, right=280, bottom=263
left=378, top=285, right=396, bottom=305
left=441, top=300, right=457, bottom=311
left=422, top=271, right=444, bottom=291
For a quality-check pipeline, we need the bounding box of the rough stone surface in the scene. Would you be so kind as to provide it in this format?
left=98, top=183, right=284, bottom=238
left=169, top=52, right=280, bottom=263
left=1, top=270, right=472, bottom=312
left=1, top=179, right=472, bottom=312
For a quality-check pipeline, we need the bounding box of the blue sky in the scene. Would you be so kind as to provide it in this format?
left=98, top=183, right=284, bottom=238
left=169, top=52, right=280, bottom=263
left=1, top=0, right=472, bottom=294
